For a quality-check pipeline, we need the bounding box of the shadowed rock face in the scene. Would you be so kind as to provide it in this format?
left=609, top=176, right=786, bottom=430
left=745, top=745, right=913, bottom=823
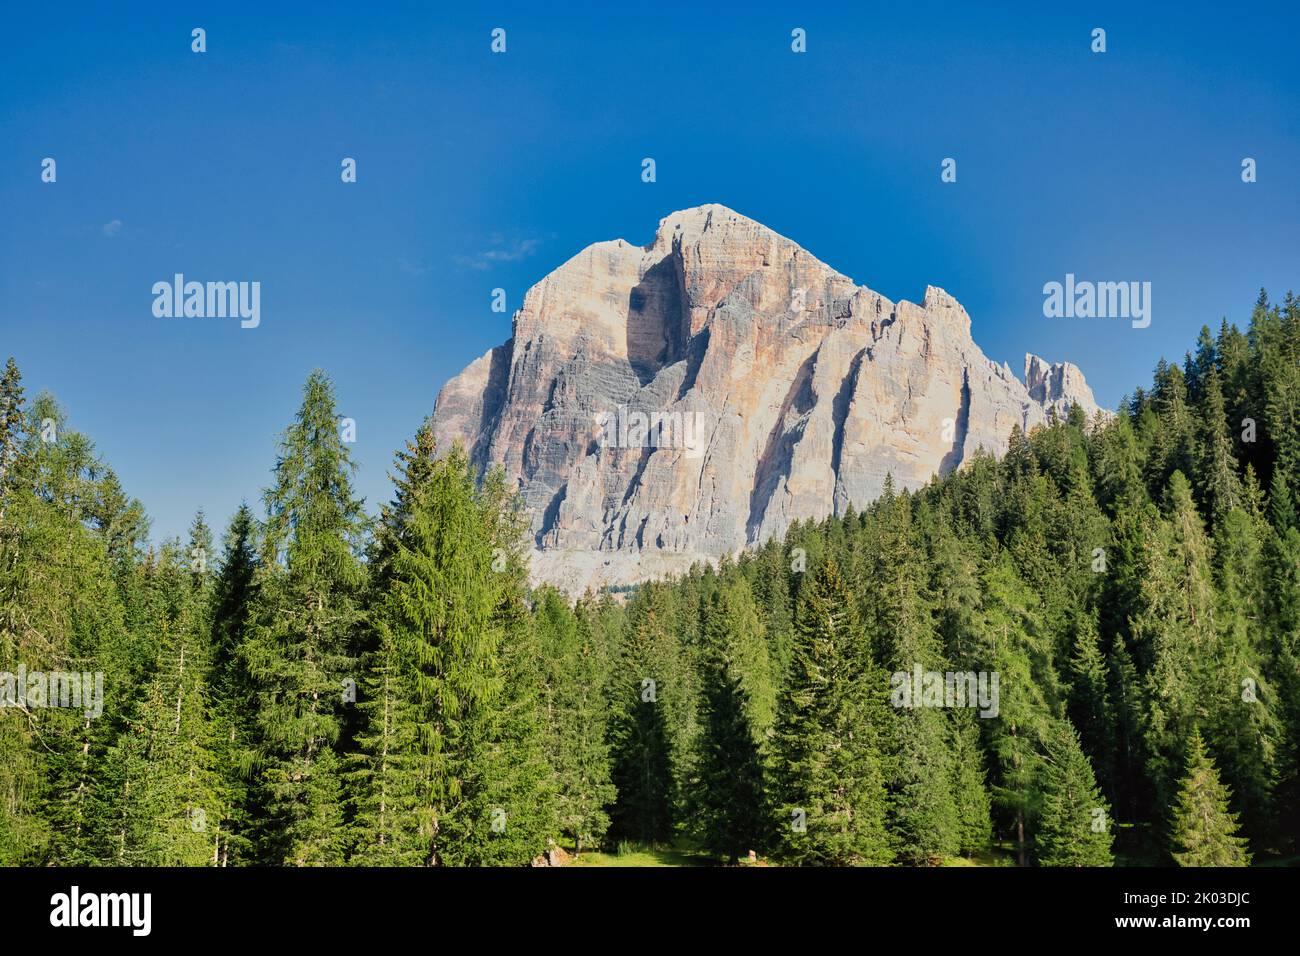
left=433, top=204, right=1108, bottom=592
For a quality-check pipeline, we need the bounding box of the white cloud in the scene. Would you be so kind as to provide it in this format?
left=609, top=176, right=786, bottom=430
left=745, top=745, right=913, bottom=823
left=397, top=257, right=431, bottom=276
left=453, top=236, right=540, bottom=271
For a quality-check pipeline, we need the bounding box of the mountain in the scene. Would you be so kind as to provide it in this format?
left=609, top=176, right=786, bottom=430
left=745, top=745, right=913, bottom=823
left=433, top=204, right=1107, bottom=592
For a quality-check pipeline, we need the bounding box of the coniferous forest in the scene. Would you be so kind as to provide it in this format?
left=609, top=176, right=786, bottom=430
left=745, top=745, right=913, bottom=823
left=2, top=291, right=1298, bottom=868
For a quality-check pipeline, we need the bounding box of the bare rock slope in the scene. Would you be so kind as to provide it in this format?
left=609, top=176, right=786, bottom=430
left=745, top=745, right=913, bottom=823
left=433, top=204, right=1107, bottom=591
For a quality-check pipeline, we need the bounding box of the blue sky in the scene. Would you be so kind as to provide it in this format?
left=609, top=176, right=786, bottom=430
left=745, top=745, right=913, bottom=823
left=2, top=1, right=1298, bottom=543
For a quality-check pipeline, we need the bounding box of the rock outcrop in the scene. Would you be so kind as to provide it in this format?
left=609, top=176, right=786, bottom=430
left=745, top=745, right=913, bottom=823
left=433, top=204, right=1108, bottom=592
left=1023, top=353, right=1102, bottom=423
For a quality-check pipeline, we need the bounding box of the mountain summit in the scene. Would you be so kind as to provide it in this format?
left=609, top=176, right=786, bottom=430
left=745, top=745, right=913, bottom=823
left=433, top=204, right=1106, bottom=591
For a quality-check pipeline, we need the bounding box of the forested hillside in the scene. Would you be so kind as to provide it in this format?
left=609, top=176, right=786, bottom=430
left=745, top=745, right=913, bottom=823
left=1, top=290, right=1297, bottom=867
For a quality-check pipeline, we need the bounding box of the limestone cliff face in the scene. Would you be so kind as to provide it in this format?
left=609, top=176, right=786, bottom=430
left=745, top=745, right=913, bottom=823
left=433, top=204, right=1108, bottom=591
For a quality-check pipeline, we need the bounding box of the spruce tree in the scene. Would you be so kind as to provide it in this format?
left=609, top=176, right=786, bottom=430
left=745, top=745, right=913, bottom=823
left=1089, top=408, right=1148, bottom=517
left=1262, top=305, right=1300, bottom=495
left=1105, top=632, right=1145, bottom=825
left=477, top=552, right=559, bottom=866
left=354, top=426, right=552, bottom=865
left=607, top=593, right=677, bottom=846
left=90, top=468, right=149, bottom=568
left=973, top=555, right=1058, bottom=866
left=751, top=538, right=795, bottom=676
left=688, top=587, right=766, bottom=862
left=536, top=590, right=616, bottom=855
left=1145, top=361, right=1196, bottom=495
left=768, top=557, right=891, bottom=865
left=205, top=504, right=260, bottom=864
left=349, top=424, right=451, bottom=864
left=1195, top=367, right=1242, bottom=526
left=866, top=491, right=960, bottom=864
left=1265, top=473, right=1300, bottom=852
left=1264, top=472, right=1300, bottom=639
left=0, top=360, right=37, bottom=862
left=1169, top=732, right=1251, bottom=866
left=1065, top=614, right=1117, bottom=801
left=1206, top=506, right=1279, bottom=845
left=949, top=708, right=993, bottom=856
left=1, top=395, right=136, bottom=864
left=1035, top=725, right=1113, bottom=866
left=93, top=544, right=228, bottom=865
left=242, top=371, right=366, bottom=865
left=347, top=603, right=427, bottom=865
left=0, top=357, right=24, bottom=526
left=1133, top=472, right=1218, bottom=810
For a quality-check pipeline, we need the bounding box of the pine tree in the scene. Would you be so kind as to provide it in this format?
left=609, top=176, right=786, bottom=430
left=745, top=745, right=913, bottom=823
left=889, top=699, right=960, bottom=864
left=241, top=371, right=366, bottom=865
left=204, top=504, right=260, bottom=865
left=1195, top=367, right=1242, bottom=526
left=93, top=544, right=228, bottom=865
left=949, top=709, right=993, bottom=856
left=687, top=588, right=766, bottom=862
left=973, top=554, right=1059, bottom=866
left=1035, top=725, right=1113, bottom=866
left=768, top=558, right=891, bottom=865
left=1145, top=361, right=1197, bottom=495
left=1186, top=326, right=1218, bottom=401
left=1264, top=472, right=1300, bottom=852
left=1105, top=631, right=1145, bottom=825
left=1065, top=614, right=1117, bottom=801
left=1134, top=472, right=1220, bottom=811
left=1264, top=472, right=1300, bottom=639
left=536, top=590, right=616, bottom=855
left=866, top=492, right=960, bottom=864
left=0, top=359, right=38, bottom=862
left=346, top=605, right=428, bottom=865
left=1263, top=308, right=1300, bottom=496
left=1089, top=408, right=1148, bottom=517
left=1169, top=731, right=1251, bottom=866
left=89, top=468, right=148, bottom=567
left=929, top=525, right=981, bottom=665
left=0, top=394, right=137, bottom=865
left=750, top=538, right=795, bottom=676
left=607, top=594, right=677, bottom=846
left=1205, top=506, right=1279, bottom=845
left=477, top=553, right=559, bottom=866
left=0, top=357, right=24, bottom=527
left=354, top=426, right=551, bottom=865
left=711, top=577, right=776, bottom=734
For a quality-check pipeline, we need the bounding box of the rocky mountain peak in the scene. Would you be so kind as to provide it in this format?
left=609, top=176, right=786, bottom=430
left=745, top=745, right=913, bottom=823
left=1024, top=353, right=1104, bottom=421
left=433, top=205, right=1109, bottom=592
